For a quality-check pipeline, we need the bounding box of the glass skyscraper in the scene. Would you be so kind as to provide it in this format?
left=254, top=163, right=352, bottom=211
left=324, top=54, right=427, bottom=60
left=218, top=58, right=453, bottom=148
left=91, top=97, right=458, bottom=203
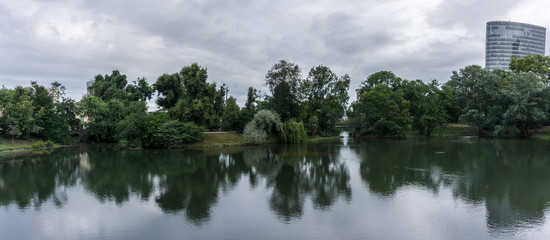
left=485, top=21, right=546, bottom=71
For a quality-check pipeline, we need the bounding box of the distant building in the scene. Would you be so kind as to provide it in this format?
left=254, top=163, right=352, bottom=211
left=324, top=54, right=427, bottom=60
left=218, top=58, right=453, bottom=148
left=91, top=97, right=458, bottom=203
left=485, top=21, right=546, bottom=71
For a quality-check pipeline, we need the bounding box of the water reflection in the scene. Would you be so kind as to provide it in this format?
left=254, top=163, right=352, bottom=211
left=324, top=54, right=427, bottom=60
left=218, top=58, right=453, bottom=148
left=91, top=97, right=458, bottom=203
left=0, top=143, right=351, bottom=225
left=243, top=144, right=351, bottom=221
left=350, top=137, right=550, bottom=232
left=2, top=138, right=550, bottom=234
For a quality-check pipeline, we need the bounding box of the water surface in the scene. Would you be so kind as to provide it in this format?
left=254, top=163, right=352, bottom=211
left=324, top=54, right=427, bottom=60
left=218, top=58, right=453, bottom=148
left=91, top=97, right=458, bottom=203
left=1, top=135, right=550, bottom=239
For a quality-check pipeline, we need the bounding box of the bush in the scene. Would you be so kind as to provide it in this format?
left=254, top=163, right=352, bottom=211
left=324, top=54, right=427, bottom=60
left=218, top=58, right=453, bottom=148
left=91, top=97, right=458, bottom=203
left=31, top=140, right=54, bottom=149
left=152, top=120, right=205, bottom=148
left=243, top=110, right=282, bottom=144
left=243, top=122, right=268, bottom=144
left=280, top=119, right=307, bottom=144
left=181, top=122, right=205, bottom=143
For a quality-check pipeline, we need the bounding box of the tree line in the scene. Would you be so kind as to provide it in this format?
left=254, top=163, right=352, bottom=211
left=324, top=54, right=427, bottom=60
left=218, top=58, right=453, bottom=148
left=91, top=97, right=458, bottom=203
left=349, top=54, right=550, bottom=138
left=1, top=55, right=550, bottom=147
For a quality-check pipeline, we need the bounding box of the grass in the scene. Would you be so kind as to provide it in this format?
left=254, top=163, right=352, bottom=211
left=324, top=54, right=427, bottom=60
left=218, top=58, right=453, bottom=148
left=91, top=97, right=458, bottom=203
left=308, top=135, right=343, bottom=142
left=185, top=131, right=245, bottom=148
left=531, top=126, right=550, bottom=140
left=431, top=124, right=477, bottom=137
left=0, top=136, right=35, bottom=152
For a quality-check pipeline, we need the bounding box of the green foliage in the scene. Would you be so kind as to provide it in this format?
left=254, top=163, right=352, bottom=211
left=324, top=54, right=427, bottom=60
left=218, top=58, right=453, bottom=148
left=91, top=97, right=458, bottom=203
left=80, top=96, right=126, bottom=142
left=126, top=77, right=154, bottom=102
left=89, top=70, right=128, bottom=101
left=158, top=63, right=218, bottom=127
left=243, top=110, right=282, bottom=144
left=359, top=84, right=410, bottom=138
left=447, top=65, right=507, bottom=131
left=264, top=60, right=304, bottom=122
left=181, top=122, right=205, bottom=143
left=152, top=120, right=205, bottom=148
left=269, top=81, right=300, bottom=122
left=402, top=80, right=448, bottom=136
left=358, top=71, right=402, bottom=94
left=265, top=60, right=302, bottom=95
left=501, top=72, right=550, bottom=137
left=304, top=115, right=319, bottom=136
left=509, top=54, right=550, bottom=83
left=280, top=119, right=307, bottom=144
left=154, top=73, right=183, bottom=109
left=222, top=96, right=240, bottom=130
left=31, top=140, right=54, bottom=149
left=302, top=66, right=350, bottom=135
left=243, top=122, right=268, bottom=144
left=117, top=101, right=148, bottom=147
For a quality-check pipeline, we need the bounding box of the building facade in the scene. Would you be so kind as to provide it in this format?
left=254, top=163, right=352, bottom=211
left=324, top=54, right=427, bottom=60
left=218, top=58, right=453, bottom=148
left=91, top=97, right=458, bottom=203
left=485, top=21, right=546, bottom=71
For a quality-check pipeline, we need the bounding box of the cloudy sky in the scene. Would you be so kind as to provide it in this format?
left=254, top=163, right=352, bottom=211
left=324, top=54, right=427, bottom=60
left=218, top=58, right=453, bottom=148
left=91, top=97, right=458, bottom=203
left=1, top=0, right=549, bottom=107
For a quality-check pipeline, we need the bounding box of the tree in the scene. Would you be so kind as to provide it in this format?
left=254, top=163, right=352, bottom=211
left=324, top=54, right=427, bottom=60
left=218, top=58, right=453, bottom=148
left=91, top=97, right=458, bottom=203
left=243, top=110, right=283, bottom=144
left=79, top=95, right=125, bottom=142
left=359, top=84, right=410, bottom=138
left=269, top=81, right=300, bottom=122
left=402, top=80, right=448, bottom=136
left=265, top=60, right=302, bottom=96
left=222, top=96, right=240, bottom=131
left=152, top=120, right=204, bottom=148
left=302, top=66, right=350, bottom=135
left=154, top=73, right=183, bottom=109
left=265, top=60, right=304, bottom=122
left=358, top=71, right=402, bottom=95
left=164, top=63, right=217, bottom=127
left=509, top=54, right=550, bottom=83
left=447, top=65, right=507, bottom=132
left=117, top=101, right=148, bottom=147
left=501, top=72, right=550, bottom=137
left=126, top=77, right=154, bottom=102
left=89, top=70, right=128, bottom=101
left=0, top=87, right=35, bottom=139
left=280, top=119, right=307, bottom=144
left=237, top=87, right=260, bottom=131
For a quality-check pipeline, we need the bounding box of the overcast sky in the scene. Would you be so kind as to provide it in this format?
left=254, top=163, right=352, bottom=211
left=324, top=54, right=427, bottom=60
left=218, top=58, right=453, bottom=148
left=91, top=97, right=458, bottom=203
left=1, top=0, right=549, bottom=107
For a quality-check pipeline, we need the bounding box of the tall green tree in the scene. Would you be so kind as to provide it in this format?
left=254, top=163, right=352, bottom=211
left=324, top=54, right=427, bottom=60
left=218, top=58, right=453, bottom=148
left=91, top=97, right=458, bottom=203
left=501, top=72, right=550, bottom=137
left=222, top=96, right=240, bottom=131
left=302, top=65, right=350, bottom=135
left=89, top=70, right=128, bottom=101
left=447, top=65, right=507, bottom=132
left=237, top=87, right=260, bottom=131
left=265, top=60, right=302, bottom=96
left=358, top=71, right=402, bottom=95
left=358, top=84, right=410, bottom=138
left=126, top=77, right=154, bottom=102
left=509, top=54, right=550, bottom=83
left=265, top=60, right=303, bottom=121
left=154, top=73, right=183, bottom=109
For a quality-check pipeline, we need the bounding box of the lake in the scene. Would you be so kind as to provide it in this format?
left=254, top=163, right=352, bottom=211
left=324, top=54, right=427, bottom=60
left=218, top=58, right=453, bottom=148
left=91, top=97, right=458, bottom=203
left=1, top=134, right=550, bottom=239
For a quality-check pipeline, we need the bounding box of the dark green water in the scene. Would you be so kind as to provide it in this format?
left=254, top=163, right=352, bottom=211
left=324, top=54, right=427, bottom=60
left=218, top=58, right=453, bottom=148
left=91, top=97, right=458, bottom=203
left=1, top=135, right=550, bottom=239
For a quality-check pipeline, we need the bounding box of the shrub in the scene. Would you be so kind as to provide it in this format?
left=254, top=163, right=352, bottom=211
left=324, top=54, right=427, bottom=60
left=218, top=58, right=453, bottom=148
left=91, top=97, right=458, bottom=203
left=243, top=110, right=282, bottom=144
left=152, top=120, right=205, bottom=148
left=280, top=119, right=307, bottom=144
left=243, top=122, right=268, bottom=144
left=181, top=122, right=205, bottom=143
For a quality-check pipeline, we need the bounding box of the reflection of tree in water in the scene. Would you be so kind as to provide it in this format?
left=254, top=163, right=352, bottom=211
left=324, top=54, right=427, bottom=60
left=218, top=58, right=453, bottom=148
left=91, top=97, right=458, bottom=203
left=0, top=147, right=81, bottom=209
left=244, top=144, right=351, bottom=221
left=353, top=138, right=550, bottom=232
left=2, top=143, right=352, bottom=224
left=82, top=147, right=251, bottom=225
